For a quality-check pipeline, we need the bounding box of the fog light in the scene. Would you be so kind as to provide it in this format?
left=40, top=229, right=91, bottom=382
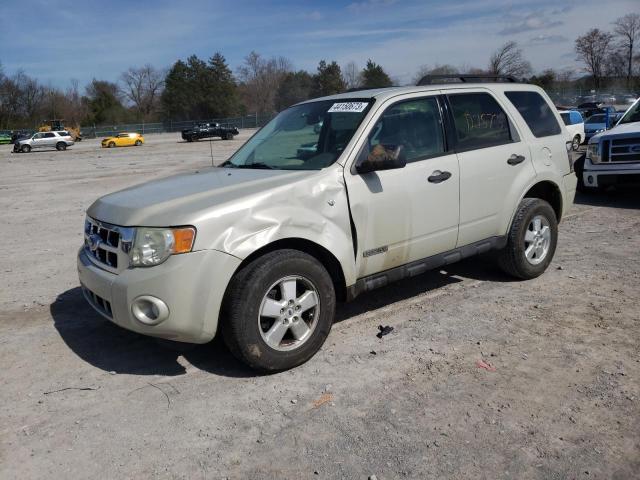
left=587, top=175, right=594, bottom=185
left=131, top=295, right=169, bottom=325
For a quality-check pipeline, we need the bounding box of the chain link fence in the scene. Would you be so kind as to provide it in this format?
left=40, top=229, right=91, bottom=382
left=79, top=114, right=274, bottom=139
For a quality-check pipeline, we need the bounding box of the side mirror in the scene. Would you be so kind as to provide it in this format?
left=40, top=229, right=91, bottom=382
left=355, top=144, right=407, bottom=174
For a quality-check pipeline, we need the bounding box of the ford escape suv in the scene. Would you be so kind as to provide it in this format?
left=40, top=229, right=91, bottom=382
left=78, top=76, right=577, bottom=371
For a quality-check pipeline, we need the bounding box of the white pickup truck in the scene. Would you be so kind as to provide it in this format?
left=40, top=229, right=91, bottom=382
left=576, top=97, right=640, bottom=191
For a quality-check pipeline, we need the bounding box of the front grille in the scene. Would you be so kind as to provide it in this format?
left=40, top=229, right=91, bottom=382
left=84, top=217, right=134, bottom=273
left=81, top=284, right=113, bottom=319
left=606, top=137, right=640, bottom=163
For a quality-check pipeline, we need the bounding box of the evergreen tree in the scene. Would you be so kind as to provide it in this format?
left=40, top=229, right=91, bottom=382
left=360, top=59, right=393, bottom=88
left=311, top=60, right=346, bottom=97
left=275, top=70, right=313, bottom=110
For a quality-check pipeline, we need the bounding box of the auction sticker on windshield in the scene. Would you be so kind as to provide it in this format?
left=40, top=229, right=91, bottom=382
left=328, top=102, right=368, bottom=113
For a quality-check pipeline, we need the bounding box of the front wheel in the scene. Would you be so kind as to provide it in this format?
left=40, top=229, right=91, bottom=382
left=108, top=141, right=116, bottom=148
left=497, top=198, right=558, bottom=280
left=21, top=144, right=31, bottom=153
left=221, top=249, right=336, bottom=372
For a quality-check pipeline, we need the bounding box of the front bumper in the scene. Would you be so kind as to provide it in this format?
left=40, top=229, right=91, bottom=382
left=77, top=247, right=241, bottom=343
left=583, top=164, right=640, bottom=188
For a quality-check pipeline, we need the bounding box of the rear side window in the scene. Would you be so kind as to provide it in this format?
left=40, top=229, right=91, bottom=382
left=448, top=93, right=513, bottom=151
left=560, top=113, right=570, bottom=125
left=571, top=112, right=583, bottom=124
left=505, top=91, right=561, bottom=138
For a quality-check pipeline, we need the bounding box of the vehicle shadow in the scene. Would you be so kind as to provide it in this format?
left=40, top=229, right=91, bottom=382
left=50, top=287, right=255, bottom=378
left=51, top=256, right=510, bottom=378
left=574, top=189, right=640, bottom=209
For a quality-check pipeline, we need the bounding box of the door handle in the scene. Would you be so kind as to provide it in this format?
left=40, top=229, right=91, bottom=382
left=507, top=154, right=526, bottom=165
left=428, top=170, right=452, bottom=183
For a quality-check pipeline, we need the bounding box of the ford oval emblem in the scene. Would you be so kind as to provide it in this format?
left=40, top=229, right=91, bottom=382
left=87, top=233, right=102, bottom=252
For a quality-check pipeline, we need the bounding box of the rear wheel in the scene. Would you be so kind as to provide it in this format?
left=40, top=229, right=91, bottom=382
left=21, top=144, right=31, bottom=153
left=135, top=140, right=142, bottom=146
left=497, top=198, right=558, bottom=279
left=221, top=249, right=336, bottom=372
left=56, top=142, right=66, bottom=151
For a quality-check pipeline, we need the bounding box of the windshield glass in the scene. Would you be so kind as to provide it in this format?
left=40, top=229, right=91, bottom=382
left=618, top=99, right=640, bottom=125
left=224, top=99, right=373, bottom=170
left=586, top=115, right=606, bottom=124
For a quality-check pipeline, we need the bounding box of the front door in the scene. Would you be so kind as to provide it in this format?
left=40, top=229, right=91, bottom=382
left=345, top=95, right=460, bottom=278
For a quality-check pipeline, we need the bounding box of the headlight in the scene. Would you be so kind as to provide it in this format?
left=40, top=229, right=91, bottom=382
left=586, top=144, right=600, bottom=163
left=130, top=227, right=196, bottom=267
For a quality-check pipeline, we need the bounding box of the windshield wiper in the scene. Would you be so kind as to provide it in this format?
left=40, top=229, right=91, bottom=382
left=236, top=162, right=273, bottom=169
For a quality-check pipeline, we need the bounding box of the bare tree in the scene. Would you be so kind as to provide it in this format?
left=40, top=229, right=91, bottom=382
left=575, top=29, right=614, bottom=89
left=342, top=61, right=361, bottom=89
left=237, top=51, right=292, bottom=115
left=412, top=64, right=458, bottom=84
left=613, top=13, right=640, bottom=88
left=488, top=41, right=532, bottom=78
left=120, top=65, right=165, bottom=120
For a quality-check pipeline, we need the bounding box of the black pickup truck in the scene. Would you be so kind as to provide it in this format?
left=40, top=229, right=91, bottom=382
left=181, top=123, right=239, bottom=142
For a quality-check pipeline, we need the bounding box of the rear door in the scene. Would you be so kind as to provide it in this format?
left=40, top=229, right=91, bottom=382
left=445, top=90, right=534, bottom=247
left=345, top=93, right=460, bottom=278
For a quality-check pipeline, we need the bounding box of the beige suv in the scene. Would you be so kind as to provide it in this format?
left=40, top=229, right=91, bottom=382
left=78, top=76, right=577, bottom=371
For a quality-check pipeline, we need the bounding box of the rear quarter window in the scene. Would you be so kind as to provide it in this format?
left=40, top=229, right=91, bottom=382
left=448, top=92, right=513, bottom=151
left=505, top=91, right=561, bottom=138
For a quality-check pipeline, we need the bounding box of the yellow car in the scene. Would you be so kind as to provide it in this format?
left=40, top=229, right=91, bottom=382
left=101, top=132, right=144, bottom=148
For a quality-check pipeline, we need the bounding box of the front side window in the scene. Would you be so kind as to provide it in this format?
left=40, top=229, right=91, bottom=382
left=44, top=132, right=56, bottom=138
left=448, top=93, right=512, bottom=150
left=359, top=97, right=445, bottom=164
left=504, top=91, right=561, bottom=138
left=33, top=133, right=45, bottom=139
left=225, top=99, right=373, bottom=170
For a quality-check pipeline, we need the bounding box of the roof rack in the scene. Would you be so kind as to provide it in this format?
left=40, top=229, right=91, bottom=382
left=417, top=74, right=520, bottom=86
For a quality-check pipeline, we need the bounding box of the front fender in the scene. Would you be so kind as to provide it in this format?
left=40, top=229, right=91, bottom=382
left=196, top=165, right=358, bottom=285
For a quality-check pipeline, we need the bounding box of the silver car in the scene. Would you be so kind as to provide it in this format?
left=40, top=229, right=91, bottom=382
left=14, top=131, right=74, bottom=153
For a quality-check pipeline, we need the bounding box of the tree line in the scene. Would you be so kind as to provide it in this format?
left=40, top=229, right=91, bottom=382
left=0, top=12, right=638, bottom=130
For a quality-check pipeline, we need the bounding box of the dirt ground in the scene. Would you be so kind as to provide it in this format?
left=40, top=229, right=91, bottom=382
left=1, top=132, right=638, bottom=479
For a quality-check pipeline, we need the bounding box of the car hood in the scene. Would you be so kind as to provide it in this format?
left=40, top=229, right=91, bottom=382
left=87, top=167, right=316, bottom=227
left=589, top=121, right=640, bottom=143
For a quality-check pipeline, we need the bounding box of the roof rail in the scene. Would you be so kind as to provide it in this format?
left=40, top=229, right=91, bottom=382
left=417, top=74, right=520, bottom=86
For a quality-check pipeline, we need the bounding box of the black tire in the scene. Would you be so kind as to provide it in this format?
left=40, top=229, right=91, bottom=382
left=56, top=142, right=66, bottom=151
left=226, top=134, right=234, bottom=140
left=21, top=144, right=31, bottom=153
left=497, top=198, right=558, bottom=280
left=135, top=140, right=142, bottom=146
left=108, top=141, right=116, bottom=148
left=574, top=154, right=587, bottom=193
left=571, top=134, right=581, bottom=151
left=221, top=249, right=336, bottom=372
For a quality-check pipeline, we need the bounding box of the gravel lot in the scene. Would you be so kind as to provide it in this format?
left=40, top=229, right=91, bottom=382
left=1, top=132, right=639, bottom=479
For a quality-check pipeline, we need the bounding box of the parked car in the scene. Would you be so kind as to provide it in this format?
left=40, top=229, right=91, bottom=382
left=575, top=97, right=640, bottom=191
left=78, top=78, right=576, bottom=371
left=584, top=114, right=614, bottom=141
left=577, top=101, right=604, bottom=118
left=101, top=132, right=144, bottom=148
left=181, top=123, right=239, bottom=142
left=0, top=132, right=11, bottom=145
left=558, top=110, right=585, bottom=150
left=13, top=131, right=74, bottom=153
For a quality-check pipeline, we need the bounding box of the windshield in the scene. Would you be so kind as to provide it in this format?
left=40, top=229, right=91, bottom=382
left=223, top=99, right=373, bottom=170
left=586, top=115, right=606, bottom=124
left=618, top=99, right=640, bottom=125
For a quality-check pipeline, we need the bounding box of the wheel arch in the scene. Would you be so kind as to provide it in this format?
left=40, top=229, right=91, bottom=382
left=522, top=180, right=563, bottom=222
left=232, top=238, right=348, bottom=302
